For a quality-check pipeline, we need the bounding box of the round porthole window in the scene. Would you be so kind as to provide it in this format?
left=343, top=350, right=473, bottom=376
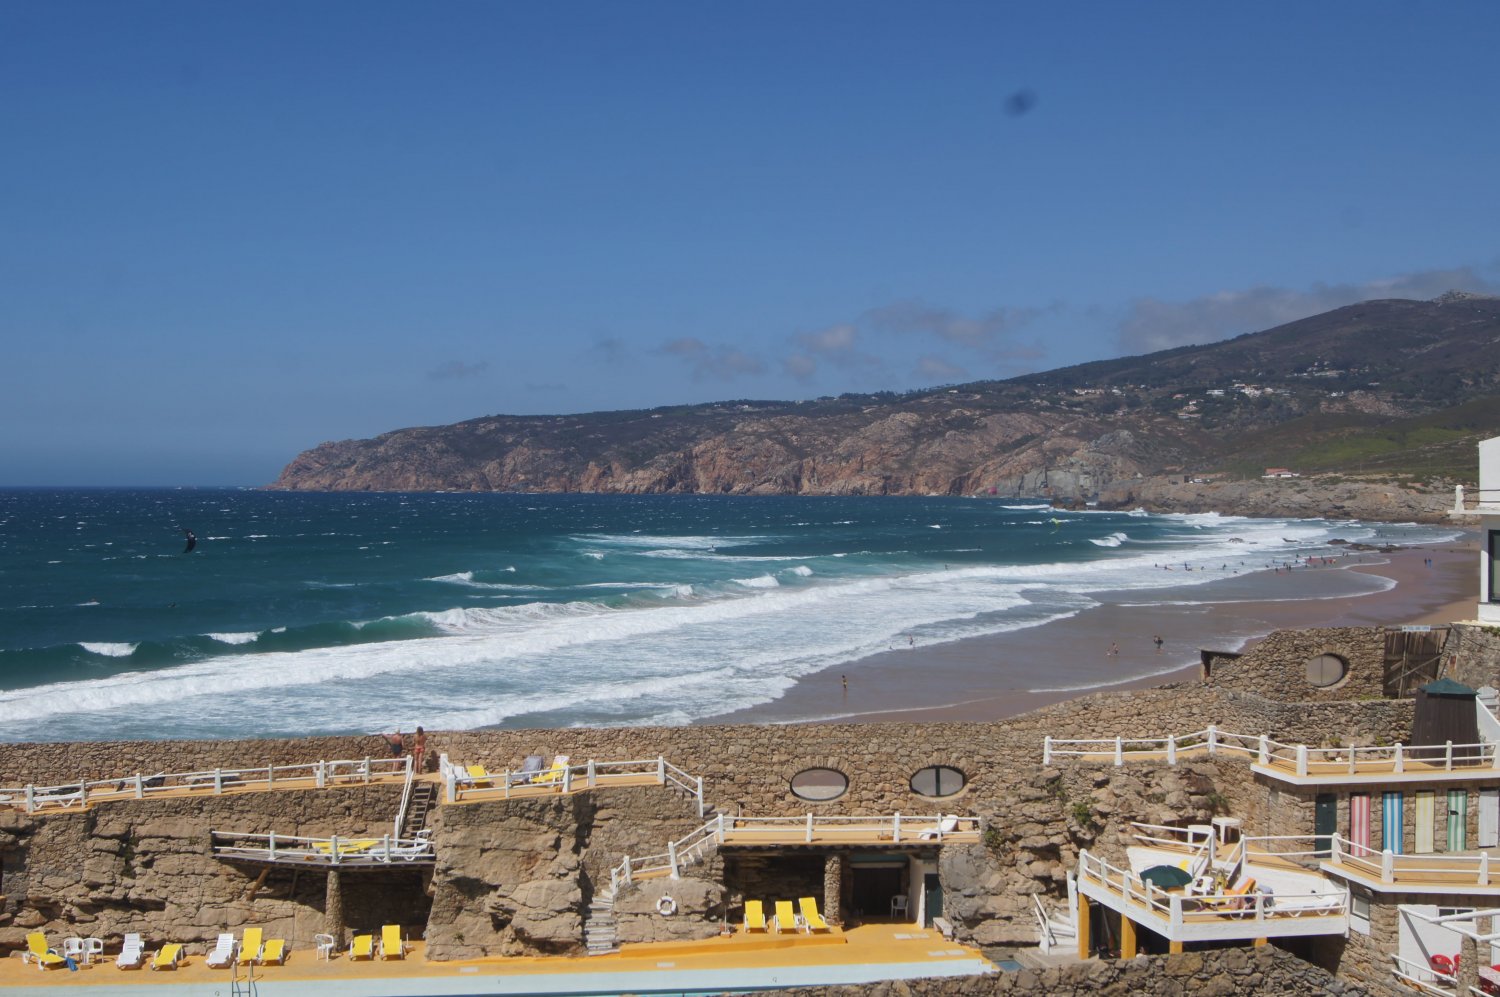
left=909, top=765, right=967, bottom=798
left=1305, top=653, right=1348, bottom=688
left=790, top=767, right=849, bottom=802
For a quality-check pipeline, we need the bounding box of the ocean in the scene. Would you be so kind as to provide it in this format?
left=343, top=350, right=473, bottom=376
left=0, top=488, right=1461, bottom=742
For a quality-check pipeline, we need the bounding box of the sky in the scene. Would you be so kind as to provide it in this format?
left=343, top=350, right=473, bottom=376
left=2, top=2, right=1498, bottom=486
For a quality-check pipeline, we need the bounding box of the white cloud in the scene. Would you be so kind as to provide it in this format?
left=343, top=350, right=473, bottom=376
left=1117, top=267, right=1500, bottom=354
left=656, top=337, right=766, bottom=381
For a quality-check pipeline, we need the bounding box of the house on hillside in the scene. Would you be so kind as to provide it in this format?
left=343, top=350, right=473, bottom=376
left=1262, top=468, right=1300, bottom=479
left=1452, top=434, right=1500, bottom=625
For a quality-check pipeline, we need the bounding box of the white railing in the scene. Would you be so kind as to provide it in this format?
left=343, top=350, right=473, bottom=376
left=392, top=760, right=416, bottom=840
left=1479, top=700, right=1500, bottom=747
left=1032, top=893, right=1057, bottom=950
left=0, top=756, right=412, bottom=814
left=1043, top=725, right=1500, bottom=779
left=716, top=812, right=980, bottom=844
left=1390, top=953, right=1456, bottom=996
left=443, top=755, right=704, bottom=816
left=210, top=829, right=434, bottom=866
left=1327, top=835, right=1498, bottom=888
left=1078, top=849, right=1347, bottom=928
left=608, top=812, right=982, bottom=896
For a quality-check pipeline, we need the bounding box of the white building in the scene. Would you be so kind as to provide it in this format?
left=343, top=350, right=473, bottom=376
left=1453, top=435, right=1500, bottom=624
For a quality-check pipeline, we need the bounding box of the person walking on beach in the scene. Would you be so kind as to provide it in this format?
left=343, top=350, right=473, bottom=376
left=841, top=674, right=848, bottom=694
left=413, top=726, right=427, bottom=774
left=1107, top=641, right=1119, bottom=657
left=1153, top=635, right=1164, bottom=653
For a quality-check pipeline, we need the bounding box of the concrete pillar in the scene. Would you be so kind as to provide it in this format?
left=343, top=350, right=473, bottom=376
left=1077, top=894, right=1091, bottom=960
left=823, top=853, right=843, bottom=926
left=1120, top=915, right=1137, bottom=959
left=325, top=869, right=346, bottom=947
left=1460, top=924, right=1481, bottom=996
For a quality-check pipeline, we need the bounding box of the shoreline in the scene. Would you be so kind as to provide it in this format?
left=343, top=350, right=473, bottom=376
left=705, top=536, right=1478, bottom=727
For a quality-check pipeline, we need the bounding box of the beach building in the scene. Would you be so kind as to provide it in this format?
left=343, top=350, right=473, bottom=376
left=1454, top=433, right=1500, bottom=625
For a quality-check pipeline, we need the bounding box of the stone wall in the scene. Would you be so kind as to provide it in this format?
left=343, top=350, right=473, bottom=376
left=1442, top=622, right=1500, bottom=691
left=423, top=783, right=720, bottom=959
left=0, top=783, right=415, bottom=956
left=1204, top=627, right=1387, bottom=701
left=757, top=943, right=1373, bottom=995
left=0, top=652, right=1424, bottom=959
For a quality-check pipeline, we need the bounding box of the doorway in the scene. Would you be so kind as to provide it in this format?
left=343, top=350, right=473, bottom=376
left=850, top=864, right=905, bottom=921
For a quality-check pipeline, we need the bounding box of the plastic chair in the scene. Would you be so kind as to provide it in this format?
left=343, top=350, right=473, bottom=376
left=890, top=894, right=909, bottom=919
left=314, top=934, right=336, bottom=960
left=62, top=938, right=86, bottom=962
left=85, top=939, right=105, bottom=965
left=1431, top=953, right=1455, bottom=979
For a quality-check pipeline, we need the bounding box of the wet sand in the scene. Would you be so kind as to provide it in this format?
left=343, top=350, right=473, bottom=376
left=707, top=537, right=1478, bottom=727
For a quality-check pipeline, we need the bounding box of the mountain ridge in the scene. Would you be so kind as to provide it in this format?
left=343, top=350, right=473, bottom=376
left=270, top=294, right=1500, bottom=522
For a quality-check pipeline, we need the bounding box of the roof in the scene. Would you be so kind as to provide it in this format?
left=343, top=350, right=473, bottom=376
left=1420, top=677, right=1477, bottom=697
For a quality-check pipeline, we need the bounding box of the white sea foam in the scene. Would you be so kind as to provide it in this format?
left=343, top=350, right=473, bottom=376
left=1089, top=532, right=1128, bottom=547
left=734, top=574, right=780, bottom=589
left=787, top=565, right=814, bottom=577
left=80, top=642, right=137, bottom=657
left=206, top=632, right=259, bottom=645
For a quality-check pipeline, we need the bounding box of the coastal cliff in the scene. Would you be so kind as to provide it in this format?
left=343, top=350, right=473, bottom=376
left=270, top=295, right=1500, bottom=521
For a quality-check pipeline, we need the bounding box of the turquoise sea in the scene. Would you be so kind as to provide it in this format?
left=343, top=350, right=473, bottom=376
left=0, top=488, right=1460, bottom=742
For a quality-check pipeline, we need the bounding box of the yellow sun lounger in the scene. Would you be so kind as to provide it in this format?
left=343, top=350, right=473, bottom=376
left=25, top=933, right=65, bottom=970
left=312, top=839, right=379, bottom=856
left=743, top=899, right=767, bottom=932
left=799, top=896, right=830, bottom=932
left=774, top=900, right=796, bottom=934
left=238, top=927, right=263, bottom=964
left=151, top=943, right=184, bottom=970
left=535, top=755, right=572, bottom=788
left=464, top=765, right=493, bottom=788
left=349, top=934, right=374, bottom=960
left=260, top=938, right=286, bottom=965
left=380, top=924, right=405, bottom=960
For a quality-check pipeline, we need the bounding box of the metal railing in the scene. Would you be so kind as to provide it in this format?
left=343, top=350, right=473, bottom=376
left=210, top=829, right=435, bottom=866
left=608, top=812, right=982, bottom=896
left=1078, top=849, right=1347, bottom=927
left=0, top=756, right=412, bottom=814
left=392, top=759, right=416, bottom=840
left=1043, top=725, right=1500, bottom=779
left=442, top=755, right=705, bottom=816
left=1326, top=835, right=1500, bottom=888
left=1390, top=953, right=1456, bottom=996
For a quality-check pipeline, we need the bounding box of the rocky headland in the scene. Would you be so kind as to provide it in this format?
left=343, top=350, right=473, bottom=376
left=268, top=296, right=1500, bottom=522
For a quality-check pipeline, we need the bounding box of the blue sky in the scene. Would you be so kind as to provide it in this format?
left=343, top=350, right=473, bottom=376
left=3, top=2, right=1497, bottom=486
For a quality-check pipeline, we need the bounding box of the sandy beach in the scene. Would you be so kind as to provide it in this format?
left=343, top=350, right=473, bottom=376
left=709, top=535, right=1478, bottom=727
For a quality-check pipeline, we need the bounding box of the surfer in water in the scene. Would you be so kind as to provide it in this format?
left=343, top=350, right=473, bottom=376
left=181, top=528, right=197, bottom=554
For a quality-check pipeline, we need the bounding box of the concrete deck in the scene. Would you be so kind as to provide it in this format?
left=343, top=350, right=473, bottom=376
left=0, top=925, right=995, bottom=995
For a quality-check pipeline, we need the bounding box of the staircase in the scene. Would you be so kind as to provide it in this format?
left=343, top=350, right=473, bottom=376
left=584, top=790, right=722, bottom=956
left=400, top=782, right=438, bottom=838
left=584, top=886, right=619, bottom=955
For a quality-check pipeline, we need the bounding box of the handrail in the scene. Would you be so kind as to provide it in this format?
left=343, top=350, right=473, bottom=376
left=1078, top=848, right=1346, bottom=924
left=1390, top=952, right=1456, bottom=996
left=1, top=756, right=413, bottom=814
left=210, top=829, right=434, bottom=866
left=392, top=756, right=415, bottom=839
left=1043, top=725, right=1500, bottom=778
left=1032, top=893, right=1056, bottom=948
left=445, top=756, right=704, bottom=816
left=1326, top=834, right=1498, bottom=887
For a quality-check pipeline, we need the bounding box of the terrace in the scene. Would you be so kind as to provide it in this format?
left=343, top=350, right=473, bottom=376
left=0, top=756, right=412, bottom=815
left=1074, top=823, right=1348, bottom=953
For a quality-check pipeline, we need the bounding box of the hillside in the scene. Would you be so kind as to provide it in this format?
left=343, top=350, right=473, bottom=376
left=270, top=294, right=1500, bottom=520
